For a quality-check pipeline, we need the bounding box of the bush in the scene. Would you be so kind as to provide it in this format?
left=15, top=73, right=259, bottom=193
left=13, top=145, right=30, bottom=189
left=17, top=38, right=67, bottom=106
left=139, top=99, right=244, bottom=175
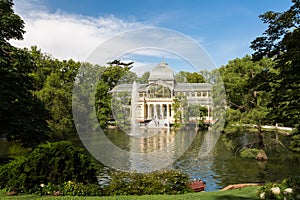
left=257, top=178, right=300, bottom=199
left=0, top=141, right=99, bottom=193
left=103, top=170, right=193, bottom=196
left=290, top=125, right=300, bottom=152
left=240, top=148, right=260, bottom=159
left=36, top=181, right=102, bottom=196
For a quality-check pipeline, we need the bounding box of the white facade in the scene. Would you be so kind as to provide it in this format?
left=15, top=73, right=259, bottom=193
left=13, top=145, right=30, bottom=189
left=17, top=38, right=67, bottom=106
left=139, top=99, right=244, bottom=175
left=110, top=61, right=213, bottom=124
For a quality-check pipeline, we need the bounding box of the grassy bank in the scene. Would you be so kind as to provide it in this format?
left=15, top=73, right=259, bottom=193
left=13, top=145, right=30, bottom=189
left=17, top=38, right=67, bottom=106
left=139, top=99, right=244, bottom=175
left=0, top=186, right=260, bottom=200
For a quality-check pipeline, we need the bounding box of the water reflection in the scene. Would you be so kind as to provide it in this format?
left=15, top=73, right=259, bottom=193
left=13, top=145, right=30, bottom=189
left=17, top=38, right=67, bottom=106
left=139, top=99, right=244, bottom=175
left=101, top=125, right=197, bottom=172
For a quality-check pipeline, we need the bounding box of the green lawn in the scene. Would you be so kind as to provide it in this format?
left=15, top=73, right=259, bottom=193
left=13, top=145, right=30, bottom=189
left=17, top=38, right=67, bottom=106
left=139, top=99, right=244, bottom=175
left=0, top=186, right=260, bottom=200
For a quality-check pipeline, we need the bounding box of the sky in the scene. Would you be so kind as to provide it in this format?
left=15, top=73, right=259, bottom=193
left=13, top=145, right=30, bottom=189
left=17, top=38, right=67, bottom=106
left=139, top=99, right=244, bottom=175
left=11, top=0, right=293, bottom=73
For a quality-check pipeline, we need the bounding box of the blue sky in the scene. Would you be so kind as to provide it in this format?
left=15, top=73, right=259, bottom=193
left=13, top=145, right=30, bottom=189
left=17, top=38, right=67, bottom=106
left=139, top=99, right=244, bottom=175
left=12, top=0, right=292, bottom=71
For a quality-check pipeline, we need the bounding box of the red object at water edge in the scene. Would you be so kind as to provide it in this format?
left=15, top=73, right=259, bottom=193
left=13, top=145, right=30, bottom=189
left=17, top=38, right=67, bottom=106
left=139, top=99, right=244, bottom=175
left=189, top=180, right=206, bottom=192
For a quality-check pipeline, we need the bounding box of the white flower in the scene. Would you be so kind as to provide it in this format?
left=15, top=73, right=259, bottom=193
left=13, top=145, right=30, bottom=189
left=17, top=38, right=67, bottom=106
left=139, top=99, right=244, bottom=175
left=260, top=192, right=266, bottom=199
left=271, top=187, right=281, bottom=195
left=40, top=183, right=45, bottom=188
left=284, top=188, right=293, bottom=194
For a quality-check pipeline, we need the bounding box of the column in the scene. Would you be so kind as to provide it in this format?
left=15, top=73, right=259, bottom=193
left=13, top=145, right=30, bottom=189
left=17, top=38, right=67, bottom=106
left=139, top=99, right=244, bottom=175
left=160, top=104, right=163, bottom=119
left=152, top=103, right=157, bottom=117
left=147, top=104, right=150, bottom=119
left=167, top=104, right=170, bottom=118
left=207, top=105, right=210, bottom=121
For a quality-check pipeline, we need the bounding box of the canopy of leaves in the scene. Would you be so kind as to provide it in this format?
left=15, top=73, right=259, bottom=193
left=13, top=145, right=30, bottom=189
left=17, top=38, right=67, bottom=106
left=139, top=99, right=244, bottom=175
left=0, top=1, right=51, bottom=146
left=0, top=0, right=25, bottom=42
left=251, top=0, right=300, bottom=151
left=175, top=71, right=205, bottom=83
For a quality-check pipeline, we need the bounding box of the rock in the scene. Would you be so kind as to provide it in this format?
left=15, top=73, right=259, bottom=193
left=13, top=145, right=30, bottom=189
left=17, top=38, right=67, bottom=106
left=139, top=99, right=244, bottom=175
left=53, top=191, right=63, bottom=196
left=221, top=183, right=264, bottom=191
left=6, top=190, right=18, bottom=196
left=256, top=150, right=268, bottom=161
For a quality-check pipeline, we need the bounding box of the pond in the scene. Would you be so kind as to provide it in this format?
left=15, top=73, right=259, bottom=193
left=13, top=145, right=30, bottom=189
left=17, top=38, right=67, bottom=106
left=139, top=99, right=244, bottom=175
left=102, top=127, right=300, bottom=191
left=1, top=127, right=300, bottom=191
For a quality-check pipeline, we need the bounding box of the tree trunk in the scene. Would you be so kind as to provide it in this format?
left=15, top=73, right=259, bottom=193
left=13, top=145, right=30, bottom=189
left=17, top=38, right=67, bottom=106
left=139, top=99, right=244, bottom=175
left=257, top=126, right=265, bottom=149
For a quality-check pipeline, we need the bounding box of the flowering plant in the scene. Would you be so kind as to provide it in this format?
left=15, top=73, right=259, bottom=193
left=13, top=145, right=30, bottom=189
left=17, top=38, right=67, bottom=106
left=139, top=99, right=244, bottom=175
left=258, top=178, right=300, bottom=200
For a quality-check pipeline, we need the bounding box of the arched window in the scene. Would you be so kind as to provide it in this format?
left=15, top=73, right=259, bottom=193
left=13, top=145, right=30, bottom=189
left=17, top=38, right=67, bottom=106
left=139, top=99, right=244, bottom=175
left=147, top=84, right=171, bottom=98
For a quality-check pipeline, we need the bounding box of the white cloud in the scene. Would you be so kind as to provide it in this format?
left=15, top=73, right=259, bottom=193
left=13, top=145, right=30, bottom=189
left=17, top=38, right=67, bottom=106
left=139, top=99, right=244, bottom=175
left=10, top=1, right=215, bottom=71
left=11, top=1, right=146, bottom=61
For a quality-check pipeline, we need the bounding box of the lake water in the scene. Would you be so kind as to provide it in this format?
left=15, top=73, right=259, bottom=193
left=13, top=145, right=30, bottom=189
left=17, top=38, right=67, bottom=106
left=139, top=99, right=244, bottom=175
left=103, top=127, right=300, bottom=191
left=1, top=127, right=300, bottom=191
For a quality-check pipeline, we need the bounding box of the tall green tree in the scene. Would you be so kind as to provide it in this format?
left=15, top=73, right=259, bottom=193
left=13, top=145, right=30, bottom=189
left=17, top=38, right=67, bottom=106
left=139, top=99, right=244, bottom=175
left=0, top=0, right=49, bottom=146
left=251, top=0, right=300, bottom=151
left=95, top=63, right=137, bottom=129
left=37, top=59, right=80, bottom=140
left=0, top=0, right=24, bottom=43
left=219, top=56, right=275, bottom=149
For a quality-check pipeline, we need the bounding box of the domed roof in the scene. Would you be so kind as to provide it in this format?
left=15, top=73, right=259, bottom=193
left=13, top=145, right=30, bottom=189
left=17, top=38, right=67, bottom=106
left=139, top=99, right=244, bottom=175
left=149, top=61, right=174, bottom=81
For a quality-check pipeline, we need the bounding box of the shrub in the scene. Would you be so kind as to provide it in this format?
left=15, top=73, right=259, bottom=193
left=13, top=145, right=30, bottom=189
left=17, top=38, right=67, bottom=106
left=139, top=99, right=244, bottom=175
left=0, top=141, right=99, bottom=193
left=36, top=181, right=102, bottom=196
left=103, top=170, right=192, bottom=196
left=290, top=125, right=300, bottom=152
left=258, top=178, right=300, bottom=199
left=240, top=148, right=260, bottom=159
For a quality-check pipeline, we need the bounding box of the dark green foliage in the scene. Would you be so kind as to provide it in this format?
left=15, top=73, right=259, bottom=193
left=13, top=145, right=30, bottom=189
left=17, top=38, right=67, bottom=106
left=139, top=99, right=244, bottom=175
left=0, top=1, right=50, bottom=146
left=267, top=28, right=300, bottom=127
left=36, top=59, right=80, bottom=140
left=0, top=43, right=50, bottom=147
left=257, top=177, right=300, bottom=199
left=251, top=0, right=300, bottom=60
left=95, top=80, right=112, bottom=128
left=251, top=0, right=300, bottom=150
left=0, top=0, right=25, bottom=42
left=219, top=56, right=274, bottom=140
left=290, top=126, right=300, bottom=152
left=103, top=170, right=192, bottom=196
left=0, top=141, right=98, bottom=193
left=219, top=56, right=274, bottom=113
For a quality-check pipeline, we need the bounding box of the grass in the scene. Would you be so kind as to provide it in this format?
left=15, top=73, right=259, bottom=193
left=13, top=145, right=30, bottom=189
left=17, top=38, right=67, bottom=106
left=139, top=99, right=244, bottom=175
left=0, top=186, right=261, bottom=200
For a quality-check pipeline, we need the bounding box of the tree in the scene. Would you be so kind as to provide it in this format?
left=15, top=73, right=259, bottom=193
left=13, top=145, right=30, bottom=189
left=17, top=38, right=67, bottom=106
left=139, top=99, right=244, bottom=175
left=172, top=95, right=188, bottom=128
left=175, top=71, right=205, bottom=83
left=219, top=56, right=275, bottom=151
left=219, top=56, right=274, bottom=113
left=0, top=0, right=24, bottom=43
left=111, top=91, right=131, bottom=131
left=0, top=0, right=49, bottom=146
left=95, top=64, right=137, bottom=129
left=95, top=80, right=112, bottom=128
left=251, top=0, right=300, bottom=151
left=138, top=71, right=150, bottom=84
left=186, top=72, right=205, bottom=83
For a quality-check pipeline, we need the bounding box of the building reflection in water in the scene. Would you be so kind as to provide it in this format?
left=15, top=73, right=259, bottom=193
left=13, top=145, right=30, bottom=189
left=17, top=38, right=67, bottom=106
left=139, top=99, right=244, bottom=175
left=128, top=125, right=198, bottom=172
